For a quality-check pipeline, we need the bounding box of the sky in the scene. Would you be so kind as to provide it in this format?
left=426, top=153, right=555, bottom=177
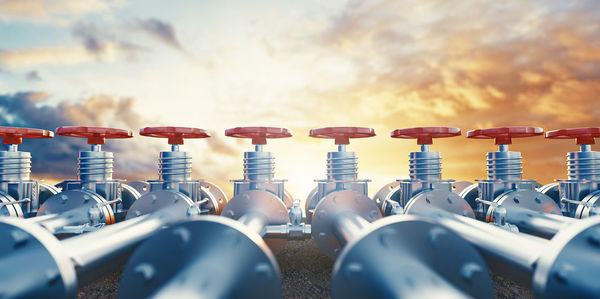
left=0, top=0, right=599, bottom=203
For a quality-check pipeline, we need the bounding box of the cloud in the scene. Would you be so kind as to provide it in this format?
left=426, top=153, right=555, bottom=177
left=71, top=21, right=145, bottom=58
left=0, top=46, right=92, bottom=69
left=0, top=0, right=122, bottom=24
left=0, top=92, right=240, bottom=194
left=0, top=22, right=145, bottom=69
left=133, top=18, right=183, bottom=51
left=25, top=70, right=42, bottom=81
left=270, top=0, right=600, bottom=186
left=309, top=0, right=600, bottom=127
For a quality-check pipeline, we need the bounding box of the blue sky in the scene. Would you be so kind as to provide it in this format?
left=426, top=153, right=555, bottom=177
left=0, top=0, right=599, bottom=199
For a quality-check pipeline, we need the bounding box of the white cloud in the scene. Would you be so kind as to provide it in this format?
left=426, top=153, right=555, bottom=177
left=0, top=0, right=124, bottom=24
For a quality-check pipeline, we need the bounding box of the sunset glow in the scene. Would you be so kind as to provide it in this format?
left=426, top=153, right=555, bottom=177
left=1, top=0, right=599, bottom=203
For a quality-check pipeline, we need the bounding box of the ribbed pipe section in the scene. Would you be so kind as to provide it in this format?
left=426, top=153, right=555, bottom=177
left=486, top=151, right=522, bottom=181
left=243, top=151, right=274, bottom=182
left=567, top=150, right=600, bottom=181
left=0, top=151, right=31, bottom=181
left=326, top=151, right=357, bottom=182
left=78, top=151, right=113, bottom=181
left=409, top=151, right=441, bottom=181
left=159, top=151, right=191, bottom=182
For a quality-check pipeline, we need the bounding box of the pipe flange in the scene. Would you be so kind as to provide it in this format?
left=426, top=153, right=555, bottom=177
left=452, top=181, right=473, bottom=195
left=404, top=189, right=475, bottom=218
left=305, top=186, right=319, bottom=222
left=373, top=181, right=400, bottom=212
left=121, top=184, right=141, bottom=212
left=459, top=183, right=480, bottom=211
left=0, top=191, right=23, bottom=217
left=38, top=190, right=115, bottom=224
left=126, top=190, right=192, bottom=220
left=38, top=183, right=61, bottom=207
left=118, top=216, right=282, bottom=299
left=127, top=181, right=150, bottom=195
left=533, top=217, right=600, bottom=298
left=487, top=189, right=561, bottom=222
left=283, top=188, right=294, bottom=209
left=222, top=190, right=289, bottom=253
left=222, top=190, right=289, bottom=225
left=199, top=181, right=228, bottom=215
left=331, top=215, right=494, bottom=298
left=0, top=217, right=76, bottom=298
left=538, top=183, right=560, bottom=205
left=311, top=190, right=382, bottom=259
left=575, top=190, right=600, bottom=219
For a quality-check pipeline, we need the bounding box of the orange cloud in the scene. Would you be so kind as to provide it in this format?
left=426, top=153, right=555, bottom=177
left=276, top=0, right=600, bottom=193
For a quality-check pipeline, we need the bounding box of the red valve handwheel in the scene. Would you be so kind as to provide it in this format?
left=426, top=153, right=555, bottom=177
left=467, top=127, right=543, bottom=145
left=309, top=127, right=375, bottom=145
left=140, top=126, right=210, bottom=145
left=56, top=126, right=133, bottom=145
left=225, top=127, right=292, bottom=145
left=546, top=127, right=600, bottom=145
left=0, top=127, right=54, bottom=145
left=391, top=127, right=461, bottom=145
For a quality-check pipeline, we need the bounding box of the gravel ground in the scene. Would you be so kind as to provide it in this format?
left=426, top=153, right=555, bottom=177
left=78, top=239, right=532, bottom=299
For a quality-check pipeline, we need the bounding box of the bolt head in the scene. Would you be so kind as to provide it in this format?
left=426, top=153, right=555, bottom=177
left=254, top=263, right=274, bottom=280
left=343, top=263, right=363, bottom=281
left=134, top=263, right=156, bottom=282
left=588, top=228, right=600, bottom=247
left=428, top=227, right=447, bottom=248
left=10, top=229, right=29, bottom=248
left=460, top=262, right=482, bottom=282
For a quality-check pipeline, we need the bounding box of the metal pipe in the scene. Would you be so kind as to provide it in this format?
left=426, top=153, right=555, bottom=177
left=333, top=212, right=369, bottom=247
left=422, top=209, right=547, bottom=283
left=31, top=207, right=91, bottom=234
left=329, top=211, right=470, bottom=298
left=501, top=207, right=574, bottom=239
left=61, top=208, right=182, bottom=286
left=238, top=210, right=269, bottom=236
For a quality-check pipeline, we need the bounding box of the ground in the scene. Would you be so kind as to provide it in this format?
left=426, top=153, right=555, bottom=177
left=78, top=239, right=532, bottom=298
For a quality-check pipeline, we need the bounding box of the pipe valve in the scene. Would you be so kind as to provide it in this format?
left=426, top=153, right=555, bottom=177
left=126, top=126, right=227, bottom=219
left=305, top=127, right=375, bottom=222
left=541, top=127, right=600, bottom=218
left=0, top=126, right=54, bottom=217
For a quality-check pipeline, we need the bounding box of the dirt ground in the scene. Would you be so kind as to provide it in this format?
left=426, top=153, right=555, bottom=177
left=78, top=239, right=532, bottom=299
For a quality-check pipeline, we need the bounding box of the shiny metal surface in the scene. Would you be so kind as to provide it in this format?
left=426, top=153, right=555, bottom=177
left=118, top=216, right=282, bottom=299
left=486, top=150, right=523, bottom=181
left=331, top=216, right=494, bottom=299
left=126, top=190, right=193, bottom=220
left=404, top=189, right=475, bottom=218
left=127, top=181, right=150, bottom=195
left=222, top=190, right=289, bottom=252
left=538, top=182, right=560, bottom=204
left=199, top=180, right=228, bottom=214
left=488, top=189, right=566, bottom=238
left=372, top=181, right=400, bottom=212
left=0, top=217, right=77, bottom=298
left=0, top=204, right=185, bottom=298
left=0, top=191, right=22, bottom=217
left=532, top=217, right=600, bottom=298
left=39, top=182, right=61, bottom=206
left=311, top=190, right=381, bottom=259
left=0, top=150, right=31, bottom=181
left=78, top=150, right=113, bottom=182
left=409, top=149, right=442, bottom=181
left=38, top=189, right=115, bottom=225
left=421, top=209, right=547, bottom=283
left=452, top=180, right=473, bottom=195
left=459, top=183, right=480, bottom=211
